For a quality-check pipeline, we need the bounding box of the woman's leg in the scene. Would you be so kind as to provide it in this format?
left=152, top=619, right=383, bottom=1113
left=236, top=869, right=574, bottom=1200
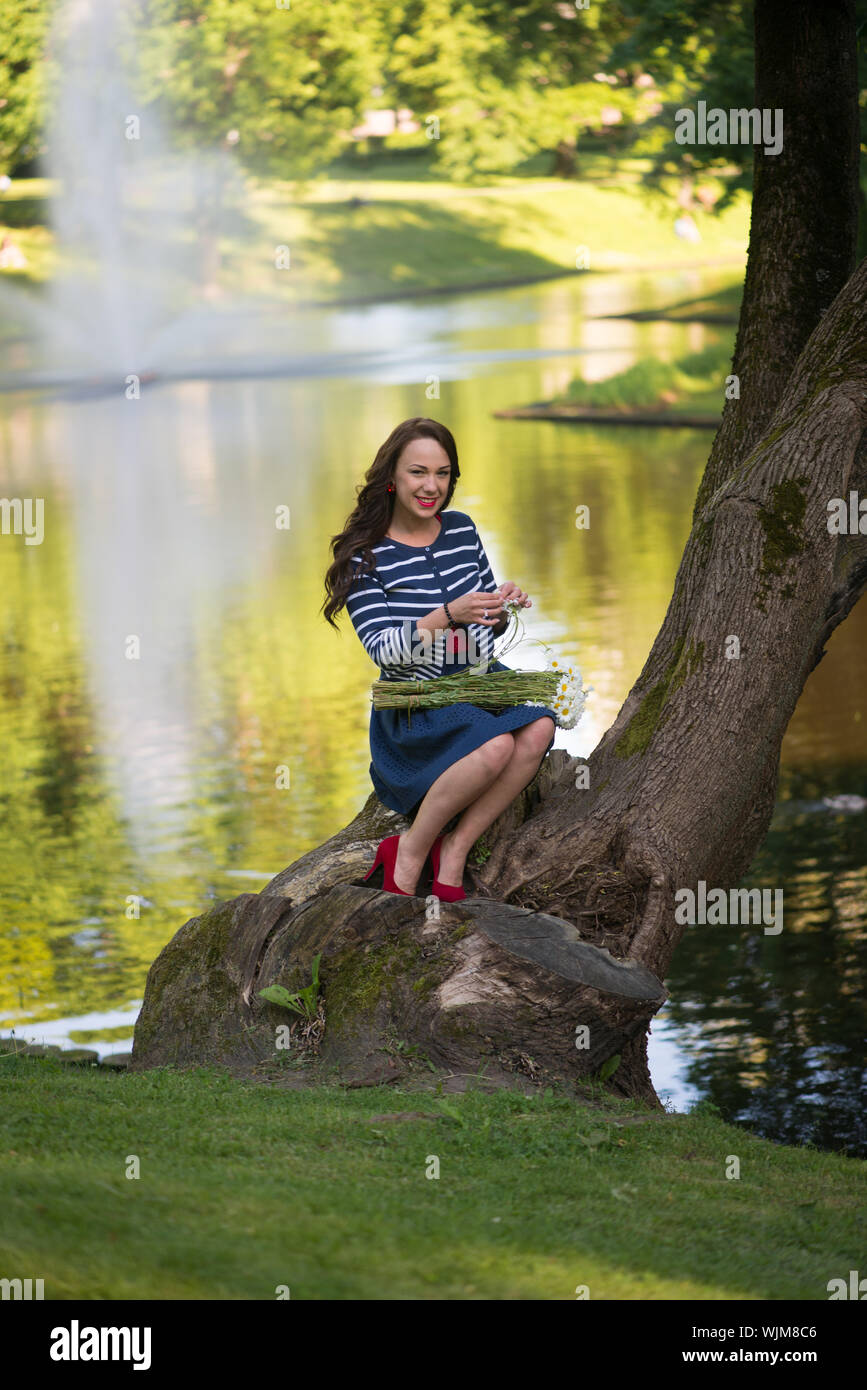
left=392, top=733, right=516, bottom=892
left=434, top=718, right=556, bottom=886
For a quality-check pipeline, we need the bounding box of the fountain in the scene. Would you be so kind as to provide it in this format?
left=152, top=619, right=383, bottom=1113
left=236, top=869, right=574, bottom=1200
left=0, top=0, right=248, bottom=394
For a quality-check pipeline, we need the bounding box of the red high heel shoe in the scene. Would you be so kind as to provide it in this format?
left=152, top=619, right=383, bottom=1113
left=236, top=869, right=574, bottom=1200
left=429, top=834, right=466, bottom=902
left=364, top=835, right=415, bottom=896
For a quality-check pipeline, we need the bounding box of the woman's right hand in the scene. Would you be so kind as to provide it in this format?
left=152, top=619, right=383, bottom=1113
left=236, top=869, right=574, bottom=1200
left=448, top=589, right=505, bottom=627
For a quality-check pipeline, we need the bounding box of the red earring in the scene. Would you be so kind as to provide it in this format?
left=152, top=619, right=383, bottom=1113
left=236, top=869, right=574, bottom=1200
left=387, top=483, right=394, bottom=492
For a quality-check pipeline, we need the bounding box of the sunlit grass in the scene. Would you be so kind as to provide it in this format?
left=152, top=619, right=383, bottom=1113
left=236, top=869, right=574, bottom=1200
left=239, top=171, right=749, bottom=301
left=1, top=1056, right=863, bottom=1300
left=0, top=169, right=749, bottom=308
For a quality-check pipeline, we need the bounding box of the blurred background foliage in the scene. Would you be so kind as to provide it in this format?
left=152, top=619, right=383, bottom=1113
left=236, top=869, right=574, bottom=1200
left=1, top=1, right=865, bottom=205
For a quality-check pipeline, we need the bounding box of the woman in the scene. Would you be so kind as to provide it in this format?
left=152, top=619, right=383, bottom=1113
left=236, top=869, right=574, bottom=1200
left=323, top=417, right=557, bottom=901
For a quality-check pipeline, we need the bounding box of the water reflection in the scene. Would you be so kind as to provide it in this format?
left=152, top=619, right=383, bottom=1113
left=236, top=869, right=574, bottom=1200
left=663, top=779, right=867, bottom=1155
left=0, top=269, right=864, bottom=1153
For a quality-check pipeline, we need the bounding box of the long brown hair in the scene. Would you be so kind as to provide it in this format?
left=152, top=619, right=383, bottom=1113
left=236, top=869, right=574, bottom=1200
left=322, top=417, right=461, bottom=629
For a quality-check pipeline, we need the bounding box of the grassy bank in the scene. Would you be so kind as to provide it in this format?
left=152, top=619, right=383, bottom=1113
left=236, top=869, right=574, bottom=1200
left=0, top=162, right=749, bottom=309
left=1, top=1053, right=863, bottom=1300
left=557, top=339, right=737, bottom=421
left=496, top=325, right=741, bottom=427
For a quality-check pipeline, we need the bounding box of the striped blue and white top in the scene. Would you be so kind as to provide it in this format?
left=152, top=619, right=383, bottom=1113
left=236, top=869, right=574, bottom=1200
left=345, top=509, right=501, bottom=680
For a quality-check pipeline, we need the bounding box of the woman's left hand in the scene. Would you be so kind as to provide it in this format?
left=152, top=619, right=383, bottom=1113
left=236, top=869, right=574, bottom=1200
left=497, top=582, right=532, bottom=609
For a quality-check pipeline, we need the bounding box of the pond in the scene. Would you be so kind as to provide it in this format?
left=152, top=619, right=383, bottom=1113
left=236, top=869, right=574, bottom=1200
left=1, top=264, right=864, bottom=1154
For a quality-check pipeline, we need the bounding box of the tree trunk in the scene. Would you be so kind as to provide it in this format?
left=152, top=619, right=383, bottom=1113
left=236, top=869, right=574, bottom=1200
left=131, top=0, right=867, bottom=1099
left=552, top=138, right=577, bottom=178
left=694, top=0, right=859, bottom=515
left=131, top=751, right=666, bottom=1095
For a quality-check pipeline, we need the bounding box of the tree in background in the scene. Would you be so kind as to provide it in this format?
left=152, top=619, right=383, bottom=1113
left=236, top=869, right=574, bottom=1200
left=125, top=0, right=381, bottom=288
left=607, top=0, right=757, bottom=211
left=2, top=0, right=382, bottom=183
left=0, top=0, right=51, bottom=175
left=370, top=0, right=657, bottom=180
left=610, top=0, right=867, bottom=245
left=134, top=0, right=378, bottom=179
left=0, top=0, right=696, bottom=190
left=7, top=0, right=865, bottom=211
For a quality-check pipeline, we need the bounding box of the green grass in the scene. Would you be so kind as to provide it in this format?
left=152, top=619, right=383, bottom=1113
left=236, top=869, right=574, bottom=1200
left=558, top=339, right=738, bottom=418
left=239, top=169, right=749, bottom=302
left=0, top=167, right=749, bottom=308
left=1, top=1054, right=863, bottom=1300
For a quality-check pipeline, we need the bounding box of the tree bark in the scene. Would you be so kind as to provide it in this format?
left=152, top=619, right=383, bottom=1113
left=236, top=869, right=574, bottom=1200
left=694, top=0, right=859, bottom=516
left=132, top=0, right=867, bottom=1100
left=131, top=752, right=667, bottom=1095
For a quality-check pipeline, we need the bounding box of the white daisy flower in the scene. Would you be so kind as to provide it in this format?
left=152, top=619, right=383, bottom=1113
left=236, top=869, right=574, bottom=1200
left=544, top=659, right=592, bottom=729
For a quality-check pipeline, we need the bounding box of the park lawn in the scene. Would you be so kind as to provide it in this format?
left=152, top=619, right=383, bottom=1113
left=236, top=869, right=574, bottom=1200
left=1, top=168, right=749, bottom=310
left=0, top=1054, right=863, bottom=1301
left=236, top=167, right=750, bottom=301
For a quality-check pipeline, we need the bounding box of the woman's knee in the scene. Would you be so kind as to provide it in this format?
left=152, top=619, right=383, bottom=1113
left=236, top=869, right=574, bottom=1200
left=514, top=717, right=556, bottom=756
left=475, top=732, right=515, bottom=775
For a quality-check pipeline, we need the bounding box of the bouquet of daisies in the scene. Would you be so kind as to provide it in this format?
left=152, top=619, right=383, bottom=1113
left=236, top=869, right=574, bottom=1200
left=541, top=654, right=589, bottom=730
left=371, top=596, right=591, bottom=730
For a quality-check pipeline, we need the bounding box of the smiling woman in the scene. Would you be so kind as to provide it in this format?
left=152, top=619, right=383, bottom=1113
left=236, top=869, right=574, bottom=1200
left=322, top=416, right=557, bottom=900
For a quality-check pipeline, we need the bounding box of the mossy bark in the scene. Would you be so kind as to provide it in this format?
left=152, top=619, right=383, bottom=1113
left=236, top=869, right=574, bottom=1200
left=132, top=858, right=666, bottom=1097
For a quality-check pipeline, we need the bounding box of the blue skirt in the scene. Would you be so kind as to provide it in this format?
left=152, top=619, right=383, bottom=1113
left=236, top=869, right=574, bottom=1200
left=368, top=659, right=558, bottom=816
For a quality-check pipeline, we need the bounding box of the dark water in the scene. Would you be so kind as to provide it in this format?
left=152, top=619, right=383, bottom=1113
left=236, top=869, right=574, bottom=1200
left=659, top=773, right=867, bottom=1156
left=1, top=266, right=864, bottom=1154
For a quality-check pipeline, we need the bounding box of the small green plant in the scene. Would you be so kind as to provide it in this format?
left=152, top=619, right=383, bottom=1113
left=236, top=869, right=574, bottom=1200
left=597, top=1053, right=621, bottom=1083
left=258, top=953, right=322, bottom=1022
